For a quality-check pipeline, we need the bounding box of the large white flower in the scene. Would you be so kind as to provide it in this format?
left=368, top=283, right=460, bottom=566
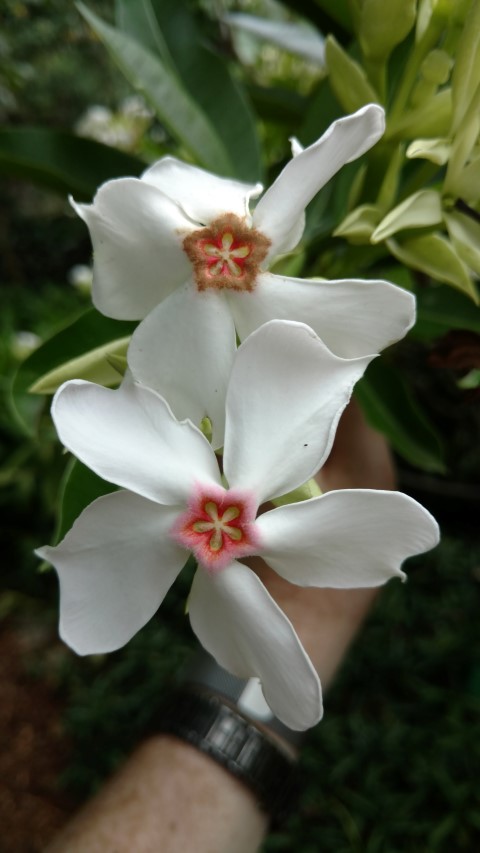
left=37, top=321, right=438, bottom=730
left=73, top=105, right=416, bottom=449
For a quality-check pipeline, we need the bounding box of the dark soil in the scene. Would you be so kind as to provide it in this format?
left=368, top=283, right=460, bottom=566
left=0, top=622, right=74, bottom=852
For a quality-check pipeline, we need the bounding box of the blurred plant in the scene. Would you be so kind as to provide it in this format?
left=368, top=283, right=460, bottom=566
left=4, top=0, right=480, bottom=553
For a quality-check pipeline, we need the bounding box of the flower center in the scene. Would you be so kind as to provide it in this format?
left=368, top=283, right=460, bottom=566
left=171, top=484, right=261, bottom=573
left=183, top=213, right=270, bottom=293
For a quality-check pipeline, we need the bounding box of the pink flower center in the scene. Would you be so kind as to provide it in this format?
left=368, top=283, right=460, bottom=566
left=183, top=213, right=271, bottom=293
left=171, top=484, right=261, bottom=573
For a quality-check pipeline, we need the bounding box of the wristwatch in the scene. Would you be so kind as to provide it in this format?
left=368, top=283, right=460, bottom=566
left=158, top=649, right=305, bottom=824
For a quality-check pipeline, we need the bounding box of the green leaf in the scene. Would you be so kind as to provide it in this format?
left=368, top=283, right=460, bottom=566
left=358, top=0, right=417, bottom=62
left=55, top=458, right=117, bottom=544
left=406, top=138, right=451, bottom=165
left=0, top=128, right=144, bottom=199
left=413, top=283, right=480, bottom=340
left=387, top=89, right=452, bottom=140
left=115, top=0, right=262, bottom=181
left=387, top=233, right=479, bottom=302
left=334, top=203, right=382, bottom=243
left=325, top=36, right=379, bottom=113
left=299, top=76, right=342, bottom=146
left=376, top=143, right=404, bottom=210
left=246, top=84, right=307, bottom=125
left=272, top=477, right=322, bottom=507
left=371, top=190, right=443, bottom=243
left=29, top=336, right=130, bottom=394
left=11, top=309, right=136, bottom=434
left=355, top=358, right=446, bottom=474
left=77, top=3, right=233, bottom=176
left=451, top=0, right=480, bottom=131
left=445, top=210, right=480, bottom=277
left=310, top=0, right=353, bottom=33
left=115, top=0, right=175, bottom=68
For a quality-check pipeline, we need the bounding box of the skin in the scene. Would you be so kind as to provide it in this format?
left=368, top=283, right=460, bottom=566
left=47, top=399, right=395, bottom=853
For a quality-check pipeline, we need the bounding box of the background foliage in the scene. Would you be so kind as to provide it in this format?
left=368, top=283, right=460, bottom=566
left=1, top=0, right=480, bottom=849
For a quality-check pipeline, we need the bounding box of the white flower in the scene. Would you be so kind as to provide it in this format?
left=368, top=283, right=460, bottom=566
left=72, top=105, right=416, bottom=449
left=37, top=321, right=439, bottom=730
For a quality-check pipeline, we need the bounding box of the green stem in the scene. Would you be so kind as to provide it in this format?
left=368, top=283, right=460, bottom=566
left=388, top=21, right=443, bottom=127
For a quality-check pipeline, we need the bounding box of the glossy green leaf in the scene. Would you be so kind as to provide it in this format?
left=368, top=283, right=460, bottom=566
left=11, top=309, right=136, bottom=434
left=77, top=3, right=233, bottom=176
left=114, top=0, right=262, bottom=182
left=30, top=336, right=130, bottom=394
left=274, top=0, right=352, bottom=41
left=115, top=0, right=175, bottom=68
left=387, top=233, right=479, bottom=302
left=325, top=36, right=379, bottom=113
left=226, top=14, right=325, bottom=65
left=0, top=128, right=144, bottom=199
left=358, top=0, right=417, bottom=62
left=414, top=283, right=480, bottom=340
left=371, top=190, right=443, bottom=243
left=355, top=358, right=446, bottom=474
left=246, top=84, right=306, bottom=125
left=55, top=458, right=117, bottom=544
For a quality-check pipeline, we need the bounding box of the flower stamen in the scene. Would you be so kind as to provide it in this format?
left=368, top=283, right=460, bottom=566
left=171, top=484, right=261, bottom=573
left=183, top=213, right=270, bottom=293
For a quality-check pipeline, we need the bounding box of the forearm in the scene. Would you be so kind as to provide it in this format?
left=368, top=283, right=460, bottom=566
left=47, top=734, right=269, bottom=853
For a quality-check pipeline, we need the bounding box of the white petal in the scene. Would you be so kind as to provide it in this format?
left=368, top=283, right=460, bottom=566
left=71, top=178, right=192, bottom=319
left=128, top=283, right=236, bottom=450
left=37, top=491, right=186, bottom=655
left=142, top=157, right=263, bottom=225
left=257, top=490, right=440, bottom=587
left=52, top=380, right=221, bottom=505
left=253, top=105, right=385, bottom=258
left=229, top=271, right=416, bottom=358
left=189, top=561, right=322, bottom=730
left=223, top=320, right=371, bottom=504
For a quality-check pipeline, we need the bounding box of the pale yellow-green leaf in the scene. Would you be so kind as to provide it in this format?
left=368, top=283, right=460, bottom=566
left=445, top=82, right=480, bottom=194
left=458, top=368, right=480, bottom=390
left=406, top=138, right=451, bottom=165
left=334, top=204, right=383, bottom=244
left=106, top=353, right=128, bottom=376
left=387, top=88, right=452, bottom=139
left=272, top=477, right=322, bottom=508
left=358, top=0, right=417, bottom=62
left=325, top=36, right=379, bottom=114
left=371, top=190, right=443, bottom=243
left=377, top=143, right=404, bottom=210
left=29, top=336, right=130, bottom=394
left=445, top=210, right=480, bottom=277
left=452, top=152, right=480, bottom=201
left=451, top=0, right=480, bottom=131
left=387, top=233, right=479, bottom=300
